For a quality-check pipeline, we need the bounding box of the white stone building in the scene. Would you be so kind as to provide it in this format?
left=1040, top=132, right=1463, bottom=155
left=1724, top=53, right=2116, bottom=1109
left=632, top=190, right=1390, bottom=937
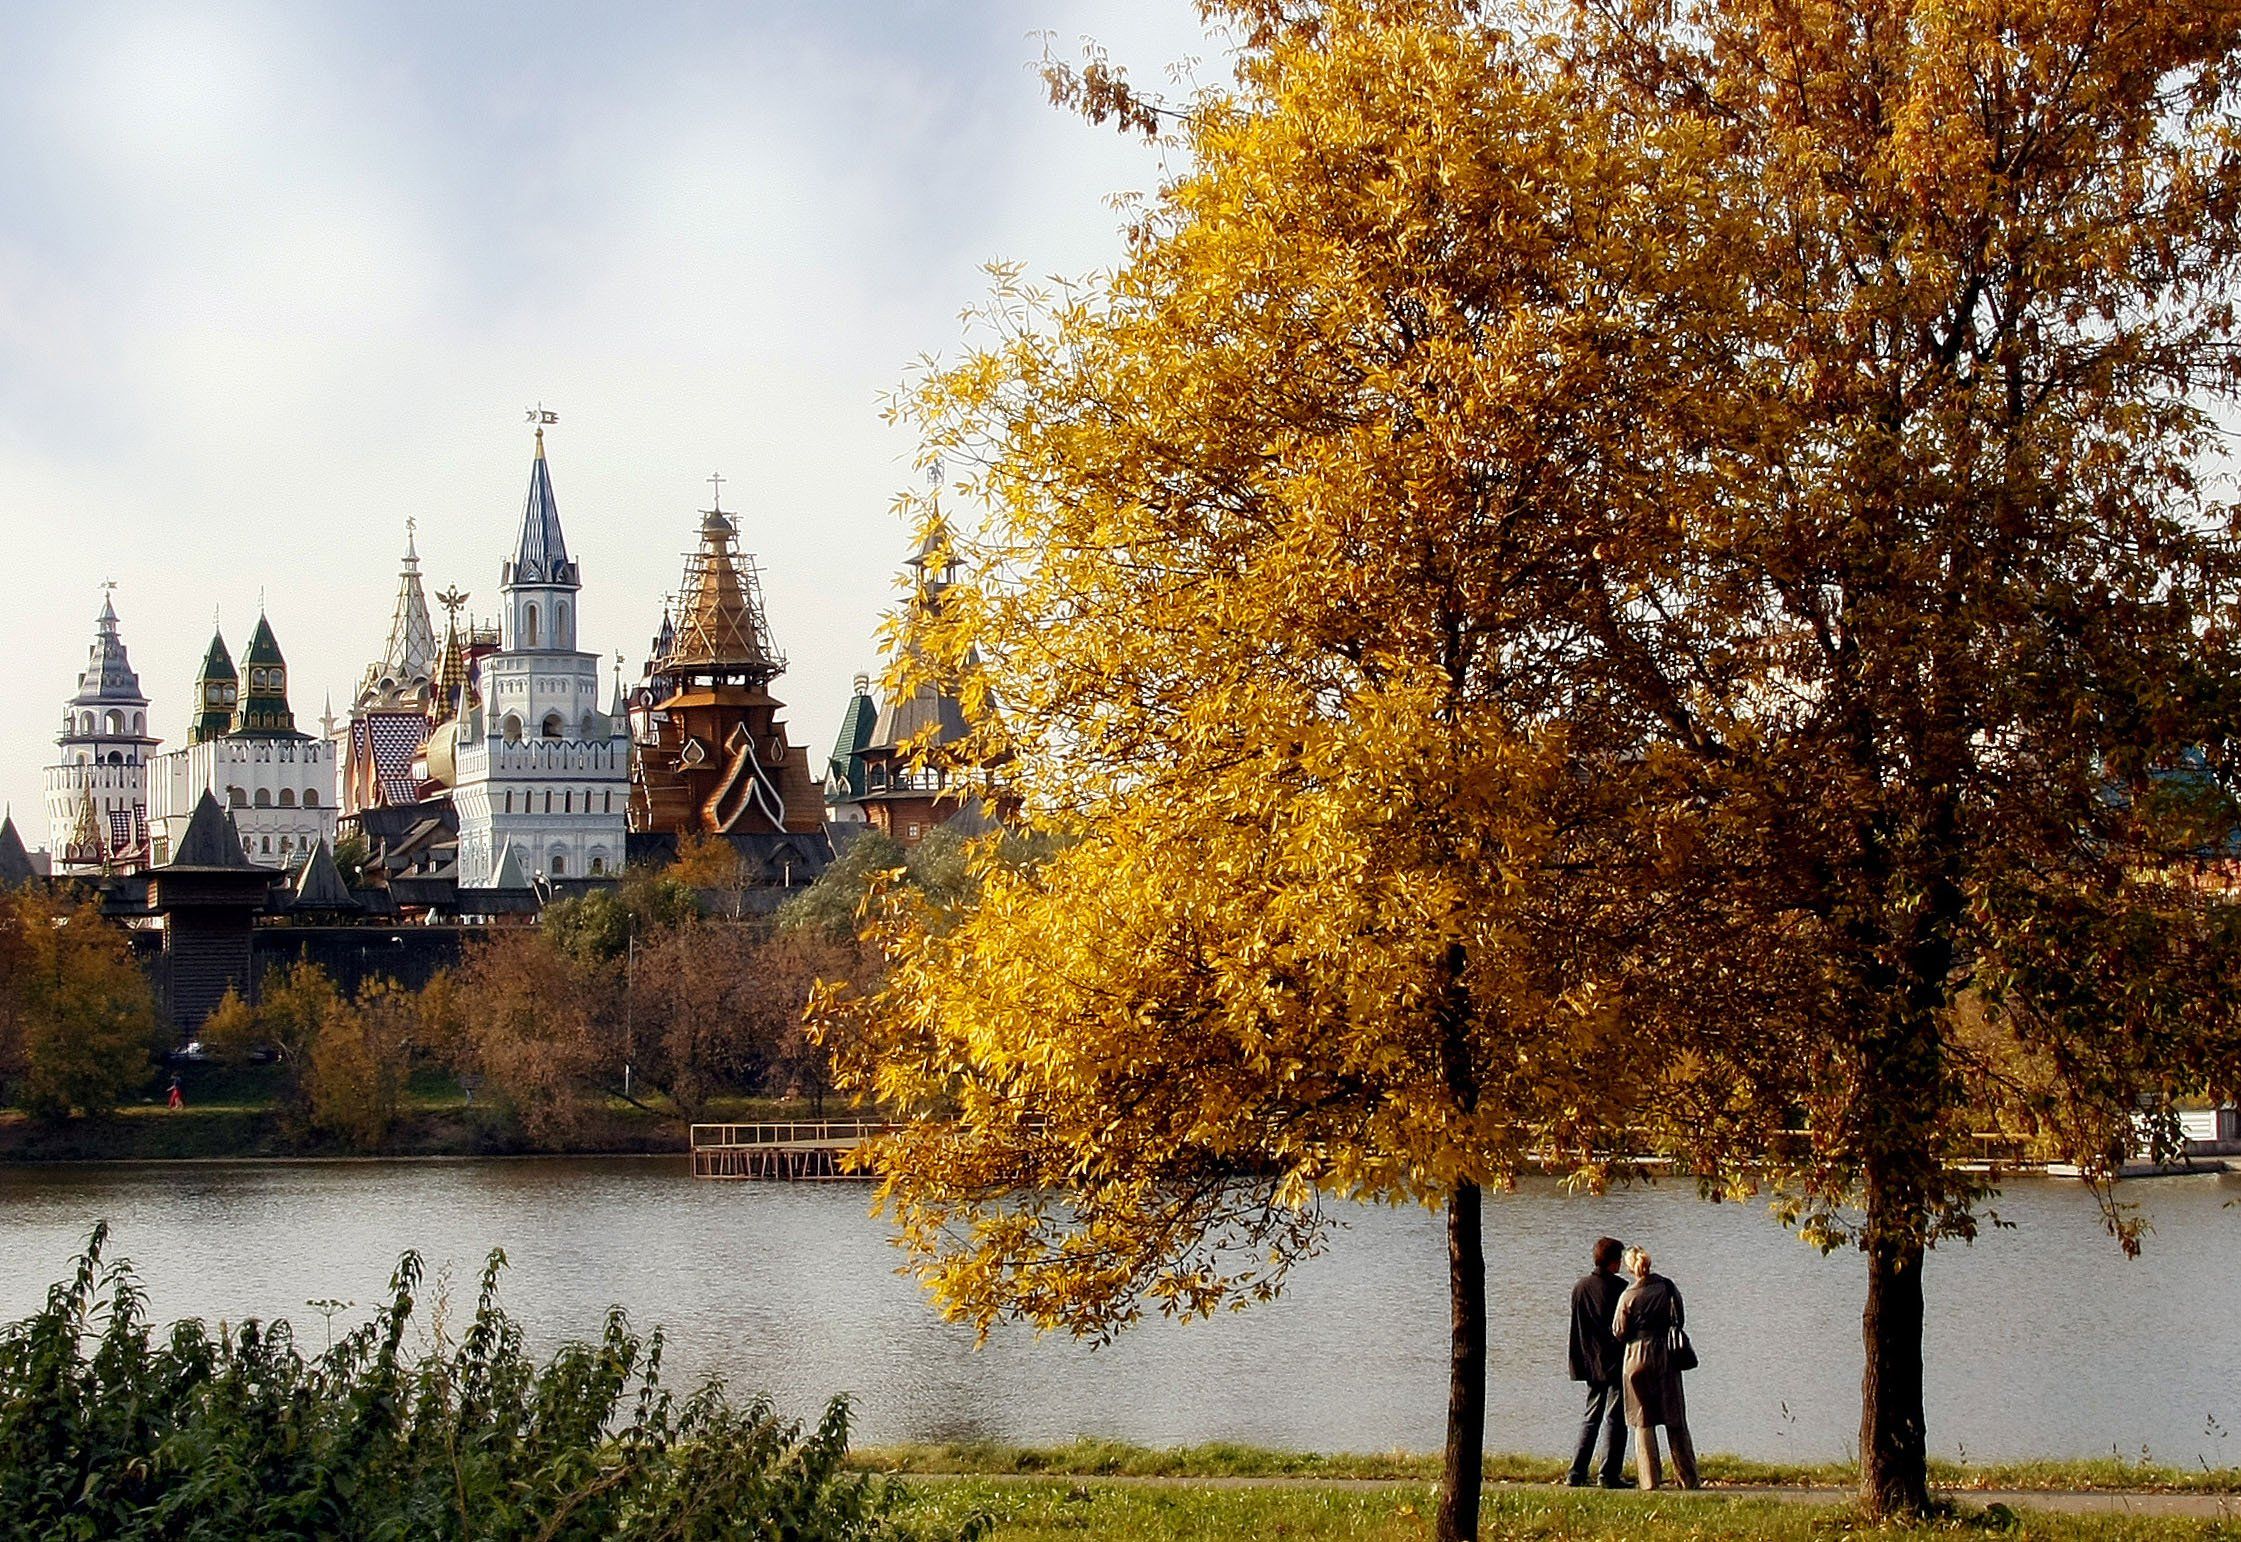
left=148, top=615, right=338, bottom=867
left=452, top=426, right=629, bottom=886
left=42, top=593, right=159, bottom=873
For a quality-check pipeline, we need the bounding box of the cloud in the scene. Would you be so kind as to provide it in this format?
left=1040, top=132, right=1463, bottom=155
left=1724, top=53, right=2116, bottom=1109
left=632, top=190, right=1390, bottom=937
left=0, top=0, right=1219, bottom=841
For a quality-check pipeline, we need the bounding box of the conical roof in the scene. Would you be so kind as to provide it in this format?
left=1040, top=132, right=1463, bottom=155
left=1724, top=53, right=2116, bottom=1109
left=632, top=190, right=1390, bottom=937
left=170, top=791, right=259, bottom=869
left=242, top=614, right=284, bottom=666
left=234, top=615, right=299, bottom=737
left=358, top=525, right=440, bottom=707
left=0, top=815, right=34, bottom=886
left=665, top=507, right=783, bottom=680
left=506, top=430, right=577, bottom=588
left=198, top=630, right=237, bottom=684
left=289, top=839, right=359, bottom=910
left=827, top=675, right=878, bottom=799
left=68, top=593, right=149, bottom=710
left=491, top=838, right=530, bottom=890
left=870, top=535, right=971, bottom=755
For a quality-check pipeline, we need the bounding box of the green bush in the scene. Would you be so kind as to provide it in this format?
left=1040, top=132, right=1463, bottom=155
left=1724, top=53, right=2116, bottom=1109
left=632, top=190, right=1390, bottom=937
left=0, top=1225, right=981, bottom=1541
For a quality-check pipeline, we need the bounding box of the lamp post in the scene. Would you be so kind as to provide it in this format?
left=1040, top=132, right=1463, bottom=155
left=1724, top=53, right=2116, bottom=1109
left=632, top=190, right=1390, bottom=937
left=623, top=929, right=636, bottom=1102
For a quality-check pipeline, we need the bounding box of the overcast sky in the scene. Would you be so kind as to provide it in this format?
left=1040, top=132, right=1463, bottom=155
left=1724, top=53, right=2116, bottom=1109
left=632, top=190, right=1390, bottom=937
left=0, top=0, right=1218, bottom=841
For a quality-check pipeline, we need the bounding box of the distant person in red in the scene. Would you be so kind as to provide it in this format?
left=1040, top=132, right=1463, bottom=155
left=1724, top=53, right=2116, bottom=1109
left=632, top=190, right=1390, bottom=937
left=167, top=1076, right=184, bottom=1110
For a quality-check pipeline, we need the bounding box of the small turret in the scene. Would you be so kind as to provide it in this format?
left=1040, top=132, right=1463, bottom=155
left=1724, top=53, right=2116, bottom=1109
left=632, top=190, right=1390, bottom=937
left=233, top=614, right=299, bottom=737
left=190, top=630, right=238, bottom=745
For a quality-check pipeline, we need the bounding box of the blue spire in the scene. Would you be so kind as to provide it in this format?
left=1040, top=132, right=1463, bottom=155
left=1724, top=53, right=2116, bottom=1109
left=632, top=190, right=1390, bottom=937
left=505, top=427, right=577, bottom=589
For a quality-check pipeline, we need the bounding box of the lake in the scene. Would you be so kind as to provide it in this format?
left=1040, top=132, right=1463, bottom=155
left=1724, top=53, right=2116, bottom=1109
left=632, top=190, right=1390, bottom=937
left=2, top=1158, right=2234, bottom=1466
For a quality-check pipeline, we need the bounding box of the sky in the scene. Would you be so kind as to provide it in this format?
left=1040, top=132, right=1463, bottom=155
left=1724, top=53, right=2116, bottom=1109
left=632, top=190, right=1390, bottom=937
left=0, top=0, right=1221, bottom=846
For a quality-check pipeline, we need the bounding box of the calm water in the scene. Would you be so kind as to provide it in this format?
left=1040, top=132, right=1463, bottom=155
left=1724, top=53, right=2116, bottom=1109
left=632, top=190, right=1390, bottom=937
left=1, top=1158, right=2235, bottom=1466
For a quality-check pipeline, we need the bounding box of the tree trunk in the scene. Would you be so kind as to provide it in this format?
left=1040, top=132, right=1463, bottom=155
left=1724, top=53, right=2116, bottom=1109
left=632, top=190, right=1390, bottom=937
left=1436, top=1181, right=1486, bottom=1542
left=1859, top=1180, right=1930, bottom=1515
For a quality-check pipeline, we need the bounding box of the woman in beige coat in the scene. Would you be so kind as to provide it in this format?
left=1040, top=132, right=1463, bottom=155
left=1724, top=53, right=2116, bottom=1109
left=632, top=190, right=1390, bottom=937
left=1611, top=1245, right=1699, bottom=1489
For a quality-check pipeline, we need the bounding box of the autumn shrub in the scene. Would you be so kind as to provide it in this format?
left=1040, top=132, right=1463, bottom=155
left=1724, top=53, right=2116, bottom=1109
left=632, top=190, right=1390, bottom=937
left=0, top=889, right=163, bottom=1118
left=0, top=1225, right=980, bottom=1542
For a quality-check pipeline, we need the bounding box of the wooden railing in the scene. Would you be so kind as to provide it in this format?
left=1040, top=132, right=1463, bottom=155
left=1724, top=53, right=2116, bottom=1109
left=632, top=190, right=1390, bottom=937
left=688, top=1120, right=904, bottom=1180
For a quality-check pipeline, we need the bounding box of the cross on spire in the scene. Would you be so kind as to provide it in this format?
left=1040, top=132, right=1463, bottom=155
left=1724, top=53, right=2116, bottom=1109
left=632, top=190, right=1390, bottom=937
left=707, top=471, right=726, bottom=512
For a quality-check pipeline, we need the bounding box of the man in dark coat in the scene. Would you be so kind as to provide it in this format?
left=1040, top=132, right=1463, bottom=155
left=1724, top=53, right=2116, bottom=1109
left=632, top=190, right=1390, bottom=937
left=1565, top=1235, right=1628, bottom=1487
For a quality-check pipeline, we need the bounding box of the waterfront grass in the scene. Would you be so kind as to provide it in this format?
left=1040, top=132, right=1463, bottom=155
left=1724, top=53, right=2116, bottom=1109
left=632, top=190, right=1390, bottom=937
left=853, top=1440, right=2241, bottom=1494
left=889, top=1480, right=2239, bottom=1540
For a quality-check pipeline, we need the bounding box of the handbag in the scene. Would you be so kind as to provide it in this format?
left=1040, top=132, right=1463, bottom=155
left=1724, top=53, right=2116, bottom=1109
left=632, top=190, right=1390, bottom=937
left=1667, top=1324, right=1699, bottom=1372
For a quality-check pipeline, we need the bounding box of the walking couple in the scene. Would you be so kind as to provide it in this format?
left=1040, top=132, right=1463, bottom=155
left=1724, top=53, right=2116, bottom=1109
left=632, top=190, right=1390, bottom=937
left=1566, top=1236, right=1699, bottom=1490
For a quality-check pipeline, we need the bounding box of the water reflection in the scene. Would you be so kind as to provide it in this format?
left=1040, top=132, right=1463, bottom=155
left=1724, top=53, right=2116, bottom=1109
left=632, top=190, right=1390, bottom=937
left=1, top=1159, right=2233, bottom=1465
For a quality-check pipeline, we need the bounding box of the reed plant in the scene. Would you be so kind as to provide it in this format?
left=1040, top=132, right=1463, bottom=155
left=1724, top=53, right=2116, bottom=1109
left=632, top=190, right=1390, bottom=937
left=0, top=1225, right=980, bottom=1541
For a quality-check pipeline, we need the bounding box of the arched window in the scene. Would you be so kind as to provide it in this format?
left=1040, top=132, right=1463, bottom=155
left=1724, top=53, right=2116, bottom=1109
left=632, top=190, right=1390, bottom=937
left=504, top=790, right=513, bottom=814
left=79, top=712, right=93, bottom=735
left=105, top=751, right=123, bottom=766
left=603, top=790, right=612, bottom=813
left=133, top=711, right=144, bottom=734
left=590, top=855, right=606, bottom=875
left=541, top=712, right=563, bottom=739
left=525, top=603, right=540, bottom=647
left=280, top=836, right=293, bottom=855
left=503, top=715, right=523, bottom=743
left=550, top=853, right=566, bottom=876
left=303, top=788, right=319, bottom=807
left=254, top=788, right=272, bottom=808
left=556, top=600, right=570, bottom=645
left=228, top=786, right=248, bottom=808
left=105, top=709, right=122, bottom=734
left=261, top=835, right=272, bottom=853
left=543, top=790, right=552, bottom=814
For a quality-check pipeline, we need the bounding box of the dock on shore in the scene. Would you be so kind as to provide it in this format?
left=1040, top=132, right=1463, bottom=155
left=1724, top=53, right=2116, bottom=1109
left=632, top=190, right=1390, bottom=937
left=689, top=1120, right=901, bottom=1180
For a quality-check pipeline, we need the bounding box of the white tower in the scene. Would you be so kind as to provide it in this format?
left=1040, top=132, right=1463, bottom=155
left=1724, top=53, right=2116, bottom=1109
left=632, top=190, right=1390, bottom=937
left=452, top=421, right=629, bottom=887
left=42, top=590, right=157, bottom=873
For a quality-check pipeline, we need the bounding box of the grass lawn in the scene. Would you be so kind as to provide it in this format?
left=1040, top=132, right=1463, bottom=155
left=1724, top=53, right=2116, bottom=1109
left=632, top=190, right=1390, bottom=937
left=886, top=1481, right=2239, bottom=1540
left=853, top=1441, right=2241, bottom=1495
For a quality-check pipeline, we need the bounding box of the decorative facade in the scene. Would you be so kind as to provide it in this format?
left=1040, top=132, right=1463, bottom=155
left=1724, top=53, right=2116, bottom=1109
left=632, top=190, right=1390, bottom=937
left=627, top=492, right=824, bottom=842
left=149, top=614, right=338, bottom=867
left=339, top=525, right=444, bottom=818
left=42, top=593, right=158, bottom=874
left=831, top=525, right=1010, bottom=846
left=451, top=427, right=629, bottom=886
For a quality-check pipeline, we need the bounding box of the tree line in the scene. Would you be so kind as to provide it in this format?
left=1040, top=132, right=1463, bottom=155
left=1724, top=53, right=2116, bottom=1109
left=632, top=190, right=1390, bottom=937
left=0, top=828, right=989, bottom=1145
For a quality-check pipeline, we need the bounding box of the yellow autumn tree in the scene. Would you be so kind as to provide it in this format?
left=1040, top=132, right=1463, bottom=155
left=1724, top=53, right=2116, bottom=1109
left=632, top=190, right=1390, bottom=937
left=0, top=889, right=162, bottom=1119
left=842, top=0, right=2241, bottom=1527
left=823, top=13, right=1763, bottom=1536
left=1534, top=0, right=2241, bottom=1515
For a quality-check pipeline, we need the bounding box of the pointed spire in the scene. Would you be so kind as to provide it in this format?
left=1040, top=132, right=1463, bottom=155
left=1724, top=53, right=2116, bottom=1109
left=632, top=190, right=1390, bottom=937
left=289, top=839, right=358, bottom=910
left=67, top=784, right=106, bottom=869
left=234, top=616, right=299, bottom=737
left=191, top=628, right=238, bottom=745
left=505, top=428, right=577, bottom=590
left=491, top=838, right=529, bottom=890
left=356, top=520, right=440, bottom=709
left=65, top=585, right=150, bottom=725
left=665, top=497, right=783, bottom=679
left=170, top=790, right=261, bottom=869
left=0, top=814, right=33, bottom=887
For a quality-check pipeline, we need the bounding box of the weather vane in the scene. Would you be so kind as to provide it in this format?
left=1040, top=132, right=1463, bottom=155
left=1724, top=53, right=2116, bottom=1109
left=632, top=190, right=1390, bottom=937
left=526, top=403, right=558, bottom=426
left=436, top=585, right=470, bottom=621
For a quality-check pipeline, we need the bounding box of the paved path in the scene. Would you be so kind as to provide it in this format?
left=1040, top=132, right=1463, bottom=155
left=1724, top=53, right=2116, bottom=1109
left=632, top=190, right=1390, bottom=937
left=904, top=1472, right=2241, bottom=1519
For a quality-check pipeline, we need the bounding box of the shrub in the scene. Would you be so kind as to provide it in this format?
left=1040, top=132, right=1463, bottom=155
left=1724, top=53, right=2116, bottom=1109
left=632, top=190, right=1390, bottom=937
left=0, top=1225, right=981, bottom=1541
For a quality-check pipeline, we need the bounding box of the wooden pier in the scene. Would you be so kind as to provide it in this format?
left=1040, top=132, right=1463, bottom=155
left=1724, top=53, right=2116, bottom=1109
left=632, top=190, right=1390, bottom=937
left=689, top=1120, right=902, bottom=1180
